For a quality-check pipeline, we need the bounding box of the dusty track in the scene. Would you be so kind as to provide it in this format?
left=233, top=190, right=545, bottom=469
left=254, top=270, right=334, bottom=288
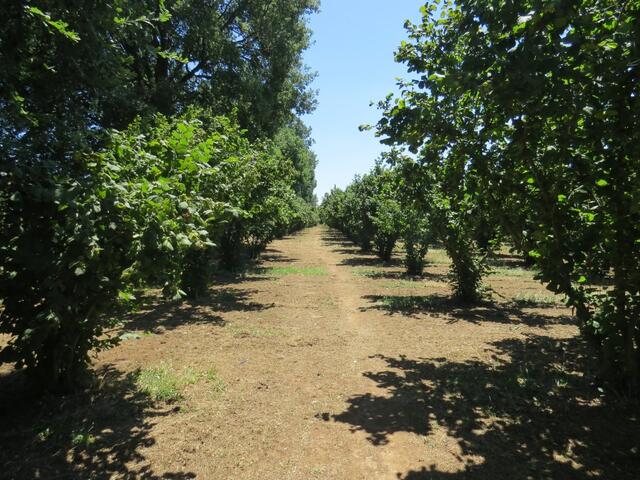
left=1, top=226, right=638, bottom=479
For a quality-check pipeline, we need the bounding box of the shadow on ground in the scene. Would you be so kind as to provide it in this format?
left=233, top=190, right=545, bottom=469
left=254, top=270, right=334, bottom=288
left=486, top=252, right=532, bottom=269
left=318, top=335, right=639, bottom=479
left=321, top=232, right=403, bottom=267
left=323, top=229, right=548, bottom=279
left=360, top=294, right=574, bottom=328
left=357, top=270, right=448, bottom=283
left=124, top=287, right=275, bottom=333
left=0, top=244, right=290, bottom=478
left=320, top=234, right=357, bottom=248
left=338, top=254, right=404, bottom=268
left=0, top=366, right=195, bottom=479
left=259, top=247, right=298, bottom=264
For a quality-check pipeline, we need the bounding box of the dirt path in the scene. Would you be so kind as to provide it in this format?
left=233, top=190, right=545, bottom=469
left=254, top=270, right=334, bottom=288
left=2, top=226, right=638, bottom=479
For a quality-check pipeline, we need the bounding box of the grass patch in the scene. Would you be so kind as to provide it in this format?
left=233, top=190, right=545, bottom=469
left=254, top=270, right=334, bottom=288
left=136, top=363, right=225, bottom=403
left=119, top=330, right=154, bottom=341
left=268, top=266, right=328, bottom=276
left=203, top=369, right=227, bottom=395
left=511, top=293, right=562, bottom=307
left=426, top=249, right=450, bottom=265
left=352, top=268, right=384, bottom=278
left=384, top=279, right=424, bottom=290
left=377, top=294, right=447, bottom=313
left=71, top=428, right=97, bottom=449
left=491, top=266, right=538, bottom=278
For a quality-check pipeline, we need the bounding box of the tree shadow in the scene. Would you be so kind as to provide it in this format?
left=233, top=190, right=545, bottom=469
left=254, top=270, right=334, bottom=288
left=360, top=294, right=575, bottom=328
left=0, top=365, right=196, bottom=479
left=486, top=252, right=531, bottom=269
left=321, top=229, right=404, bottom=267
left=333, top=247, right=364, bottom=255
left=318, top=335, right=639, bottom=479
left=321, top=234, right=356, bottom=248
left=340, top=256, right=404, bottom=268
left=259, top=248, right=297, bottom=264
left=358, top=270, right=448, bottom=283
left=124, top=287, right=274, bottom=333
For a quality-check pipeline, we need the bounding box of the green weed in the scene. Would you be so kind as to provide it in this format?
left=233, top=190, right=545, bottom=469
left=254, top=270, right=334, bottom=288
left=204, top=369, right=227, bottom=394
left=426, top=249, right=450, bottom=265
left=119, top=330, right=154, bottom=341
left=384, top=279, right=422, bottom=289
left=352, top=268, right=384, bottom=278
left=135, top=363, right=225, bottom=403
left=70, top=428, right=96, bottom=449
left=511, top=293, right=561, bottom=307
left=268, top=266, right=328, bottom=276
left=491, top=266, right=538, bottom=278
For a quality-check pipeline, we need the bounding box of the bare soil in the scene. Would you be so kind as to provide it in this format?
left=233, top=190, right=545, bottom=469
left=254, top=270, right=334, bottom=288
left=1, top=226, right=638, bottom=479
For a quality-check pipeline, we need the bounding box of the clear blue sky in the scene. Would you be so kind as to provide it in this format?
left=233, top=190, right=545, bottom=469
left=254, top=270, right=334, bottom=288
left=302, top=0, right=425, bottom=200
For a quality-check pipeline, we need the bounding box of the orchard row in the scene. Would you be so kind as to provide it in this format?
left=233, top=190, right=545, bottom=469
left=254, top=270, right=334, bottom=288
left=324, top=0, right=640, bottom=394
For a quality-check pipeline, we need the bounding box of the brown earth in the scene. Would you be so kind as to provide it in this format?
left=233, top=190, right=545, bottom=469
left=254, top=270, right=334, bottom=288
left=1, top=226, right=638, bottom=479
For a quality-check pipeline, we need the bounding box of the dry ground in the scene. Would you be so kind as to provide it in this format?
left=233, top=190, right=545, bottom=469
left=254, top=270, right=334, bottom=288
left=1, top=226, right=638, bottom=479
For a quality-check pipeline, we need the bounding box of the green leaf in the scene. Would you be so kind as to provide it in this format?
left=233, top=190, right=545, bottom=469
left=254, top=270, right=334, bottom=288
left=176, top=233, right=192, bottom=248
left=162, top=239, right=174, bottom=252
left=577, top=275, right=587, bottom=284
left=157, top=50, right=189, bottom=64
left=118, top=291, right=136, bottom=302
left=596, top=179, right=608, bottom=187
left=598, top=39, right=618, bottom=51
left=528, top=250, right=542, bottom=259
left=513, top=12, right=534, bottom=33
left=557, top=194, right=567, bottom=202
left=172, top=289, right=187, bottom=301
left=26, top=6, right=81, bottom=42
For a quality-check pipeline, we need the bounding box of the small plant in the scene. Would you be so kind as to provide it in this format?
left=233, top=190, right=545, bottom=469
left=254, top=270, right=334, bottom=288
left=71, top=428, right=96, bottom=449
left=136, top=363, right=225, bottom=403
left=36, top=427, right=53, bottom=442
left=204, top=369, right=227, bottom=395
left=119, top=330, right=155, bottom=341
left=136, top=363, right=198, bottom=403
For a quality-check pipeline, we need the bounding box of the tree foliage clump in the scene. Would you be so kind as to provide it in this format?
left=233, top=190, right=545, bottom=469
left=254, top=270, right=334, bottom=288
left=320, top=157, right=490, bottom=300
left=374, top=0, right=640, bottom=393
left=321, top=165, right=400, bottom=259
